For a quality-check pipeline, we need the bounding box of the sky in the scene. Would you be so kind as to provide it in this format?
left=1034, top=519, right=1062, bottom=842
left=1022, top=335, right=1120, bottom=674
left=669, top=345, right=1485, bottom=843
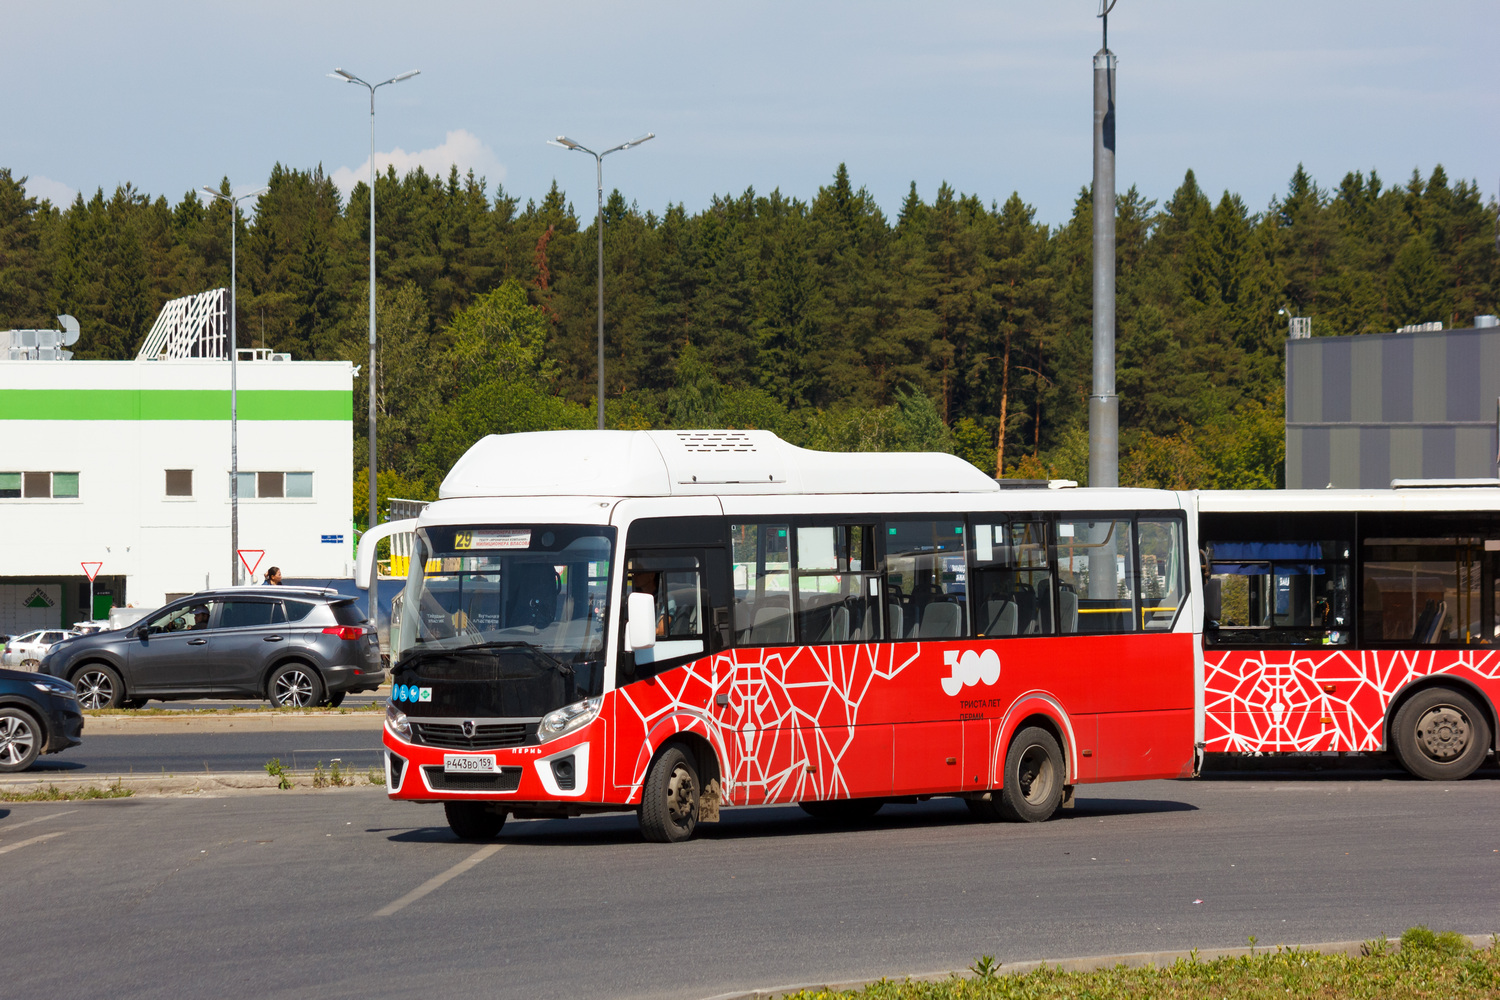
left=4, top=1, right=1497, bottom=228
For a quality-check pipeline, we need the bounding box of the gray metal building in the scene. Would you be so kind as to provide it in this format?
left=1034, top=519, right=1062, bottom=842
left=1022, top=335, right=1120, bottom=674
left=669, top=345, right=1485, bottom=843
left=1286, top=323, right=1500, bottom=488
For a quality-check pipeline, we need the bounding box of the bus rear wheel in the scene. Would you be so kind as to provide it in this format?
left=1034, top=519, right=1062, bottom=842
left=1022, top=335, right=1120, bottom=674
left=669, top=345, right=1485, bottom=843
left=444, top=801, right=506, bottom=840
left=1392, top=686, right=1491, bottom=781
left=995, top=726, right=1065, bottom=822
left=639, top=745, right=700, bottom=843
left=799, top=798, right=884, bottom=824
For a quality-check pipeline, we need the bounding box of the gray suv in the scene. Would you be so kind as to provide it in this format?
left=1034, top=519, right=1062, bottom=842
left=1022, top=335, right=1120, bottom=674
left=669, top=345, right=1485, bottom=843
left=39, top=587, right=384, bottom=708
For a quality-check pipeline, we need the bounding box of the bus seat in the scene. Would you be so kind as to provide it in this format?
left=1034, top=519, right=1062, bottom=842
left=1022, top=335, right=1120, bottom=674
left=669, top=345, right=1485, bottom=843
left=830, top=605, right=850, bottom=642
left=1058, top=589, right=1079, bottom=633
left=981, top=599, right=1018, bottom=637
left=917, top=601, right=961, bottom=638
left=1414, top=600, right=1447, bottom=644
left=750, top=604, right=792, bottom=645
left=887, top=603, right=904, bottom=638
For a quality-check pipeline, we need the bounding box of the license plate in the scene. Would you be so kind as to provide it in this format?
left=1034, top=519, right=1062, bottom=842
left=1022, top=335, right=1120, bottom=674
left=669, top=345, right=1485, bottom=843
left=443, top=754, right=498, bottom=773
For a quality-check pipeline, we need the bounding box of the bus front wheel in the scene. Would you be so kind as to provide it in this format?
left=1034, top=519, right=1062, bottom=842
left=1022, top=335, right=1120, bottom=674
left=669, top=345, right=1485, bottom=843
left=995, top=726, right=1065, bottom=822
left=444, top=801, right=506, bottom=840
left=639, top=745, right=700, bottom=843
left=1391, top=686, right=1491, bottom=781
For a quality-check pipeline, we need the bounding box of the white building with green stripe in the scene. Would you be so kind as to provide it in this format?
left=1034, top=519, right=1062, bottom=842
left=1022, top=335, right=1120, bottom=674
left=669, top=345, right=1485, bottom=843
left=0, top=357, right=354, bottom=634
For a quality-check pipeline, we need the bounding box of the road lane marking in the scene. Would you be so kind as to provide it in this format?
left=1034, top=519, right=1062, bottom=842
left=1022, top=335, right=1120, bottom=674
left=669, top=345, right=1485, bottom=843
left=0, top=810, right=76, bottom=835
left=0, top=831, right=68, bottom=855
left=371, top=844, right=504, bottom=918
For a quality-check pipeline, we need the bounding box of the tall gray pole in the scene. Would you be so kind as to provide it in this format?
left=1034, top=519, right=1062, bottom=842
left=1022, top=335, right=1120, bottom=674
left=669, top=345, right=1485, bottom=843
left=594, top=153, right=605, bottom=430
left=367, top=86, right=378, bottom=532
left=1089, top=23, right=1118, bottom=491
left=230, top=204, right=239, bottom=585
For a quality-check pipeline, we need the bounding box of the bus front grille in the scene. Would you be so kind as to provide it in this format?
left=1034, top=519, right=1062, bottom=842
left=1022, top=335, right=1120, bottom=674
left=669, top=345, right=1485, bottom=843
left=411, top=722, right=534, bottom=750
left=421, top=766, right=523, bottom=792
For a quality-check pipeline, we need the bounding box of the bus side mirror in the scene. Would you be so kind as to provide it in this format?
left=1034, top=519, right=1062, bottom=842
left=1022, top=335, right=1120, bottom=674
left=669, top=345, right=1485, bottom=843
left=626, top=591, right=657, bottom=651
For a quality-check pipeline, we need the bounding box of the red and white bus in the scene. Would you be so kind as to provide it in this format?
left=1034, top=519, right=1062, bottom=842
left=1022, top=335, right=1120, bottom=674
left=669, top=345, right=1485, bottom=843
left=370, top=430, right=1201, bottom=842
left=1198, top=484, right=1500, bottom=780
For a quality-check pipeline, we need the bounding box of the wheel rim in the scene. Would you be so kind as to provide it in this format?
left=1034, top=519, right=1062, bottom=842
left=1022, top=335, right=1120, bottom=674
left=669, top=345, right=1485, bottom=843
left=0, top=716, right=36, bottom=765
left=665, top=763, right=698, bottom=828
left=1015, top=743, right=1057, bottom=806
left=274, top=670, right=315, bottom=707
left=1414, top=704, right=1471, bottom=762
left=76, top=670, right=114, bottom=709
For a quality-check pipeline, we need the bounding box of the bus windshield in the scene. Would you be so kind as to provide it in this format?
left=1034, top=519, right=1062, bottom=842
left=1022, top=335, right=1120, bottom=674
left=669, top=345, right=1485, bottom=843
left=393, top=524, right=615, bottom=701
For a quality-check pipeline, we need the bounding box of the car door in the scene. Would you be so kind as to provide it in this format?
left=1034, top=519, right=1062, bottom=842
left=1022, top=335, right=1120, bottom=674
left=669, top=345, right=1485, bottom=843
left=213, top=597, right=284, bottom=695
left=129, top=601, right=223, bottom=694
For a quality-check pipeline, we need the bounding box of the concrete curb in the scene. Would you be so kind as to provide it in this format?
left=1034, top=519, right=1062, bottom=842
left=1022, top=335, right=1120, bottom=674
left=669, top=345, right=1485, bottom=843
left=698, top=935, right=1498, bottom=1000
left=81, top=712, right=383, bottom=734
left=0, top=770, right=387, bottom=797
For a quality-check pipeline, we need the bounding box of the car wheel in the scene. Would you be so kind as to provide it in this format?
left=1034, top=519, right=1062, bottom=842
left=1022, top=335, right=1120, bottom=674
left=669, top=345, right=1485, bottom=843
left=268, top=664, right=323, bottom=708
left=1392, top=686, right=1491, bottom=781
left=324, top=691, right=346, bottom=708
left=638, top=744, right=700, bottom=843
left=20, top=658, right=39, bottom=670
left=74, top=665, right=125, bottom=709
left=122, top=699, right=149, bottom=710
left=444, top=801, right=506, bottom=840
left=0, top=708, right=41, bottom=772
left=996, top=725, right=1065, bottom=823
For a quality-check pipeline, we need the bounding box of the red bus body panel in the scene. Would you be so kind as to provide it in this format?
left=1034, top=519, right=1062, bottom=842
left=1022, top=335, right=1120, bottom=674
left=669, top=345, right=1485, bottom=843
left=1204, top=648, right=1500, bottom=752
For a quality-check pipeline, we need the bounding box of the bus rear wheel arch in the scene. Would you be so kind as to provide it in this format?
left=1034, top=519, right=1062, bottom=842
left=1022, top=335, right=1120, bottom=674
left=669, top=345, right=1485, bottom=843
left=1390, top=684, right=1493, bottom=781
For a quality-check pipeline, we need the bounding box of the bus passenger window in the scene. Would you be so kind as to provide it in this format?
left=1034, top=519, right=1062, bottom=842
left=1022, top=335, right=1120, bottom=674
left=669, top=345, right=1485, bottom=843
left=886, top=521, right=967, bottom=639
left=1361, top=536, right=1488, bottom=646
left=1138, top=519, right=1186, bottom=631
left=731, top=524, right=792, bottom=645
left=970, top=520, right=1052, bottom=636
left=1204, top=538, right=1350, bottom=647
left=1056, top=519, right=1136, bottom=634
left=795, top=525, right=883, bottom=643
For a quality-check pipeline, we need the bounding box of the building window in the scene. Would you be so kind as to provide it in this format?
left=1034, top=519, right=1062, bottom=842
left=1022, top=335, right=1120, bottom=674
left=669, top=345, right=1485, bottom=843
left=231, top=471, right=313, bottom=499
left=0, top=472, right=79, bottom=499
left=166, top=469, right=193, bottom=497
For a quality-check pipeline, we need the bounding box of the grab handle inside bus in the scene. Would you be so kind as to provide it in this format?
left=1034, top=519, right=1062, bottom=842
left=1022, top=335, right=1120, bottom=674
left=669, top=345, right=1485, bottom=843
left=626, top=592, right=658, bottom=651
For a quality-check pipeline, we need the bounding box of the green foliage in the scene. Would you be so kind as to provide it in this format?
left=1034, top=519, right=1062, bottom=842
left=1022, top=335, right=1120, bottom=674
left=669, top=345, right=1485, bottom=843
left=0, top=780, right=133, bottom=802
left=2, top=160, right=1494, bottom=509
left=1401, top=925, right=1471, bottom=956
left=263, top=757, right=292, bottom=789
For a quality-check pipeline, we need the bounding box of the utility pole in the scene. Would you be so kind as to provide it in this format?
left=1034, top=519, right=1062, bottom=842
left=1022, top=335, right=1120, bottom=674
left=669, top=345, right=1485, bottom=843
left=1090, top=1, right=1119, bottom=493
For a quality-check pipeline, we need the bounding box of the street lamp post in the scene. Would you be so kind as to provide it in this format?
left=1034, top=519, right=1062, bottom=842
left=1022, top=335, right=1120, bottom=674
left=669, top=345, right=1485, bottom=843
left=202, top=184, right=268, bottom=586
left=549, top=133, right=654, bottom=429
left=329, top=66, right=420, bottom=533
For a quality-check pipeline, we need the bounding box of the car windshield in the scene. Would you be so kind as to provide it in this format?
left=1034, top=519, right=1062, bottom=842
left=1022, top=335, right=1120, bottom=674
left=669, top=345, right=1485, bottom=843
left=393, top=524, right=614, bottom=702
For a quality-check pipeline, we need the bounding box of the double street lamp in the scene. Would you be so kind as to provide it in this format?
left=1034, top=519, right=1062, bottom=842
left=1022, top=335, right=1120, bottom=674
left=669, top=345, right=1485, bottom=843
left=201, top=184, right=268, bottom=586
left=549, top=133, right=654, bottom=430
left=329, top=66, right=420, bottom=533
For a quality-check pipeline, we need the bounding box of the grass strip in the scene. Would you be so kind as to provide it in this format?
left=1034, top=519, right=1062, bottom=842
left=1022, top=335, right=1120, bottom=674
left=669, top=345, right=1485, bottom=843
left=0, top=781, right=135, bottom=802
left=83, top=702, right=383, bottom=717
left=784, top=932, right=1497, bottom=1000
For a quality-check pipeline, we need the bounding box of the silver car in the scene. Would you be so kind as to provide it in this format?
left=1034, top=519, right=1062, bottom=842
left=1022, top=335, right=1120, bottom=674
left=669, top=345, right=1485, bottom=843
left=2, top=630, right=79, bottom=670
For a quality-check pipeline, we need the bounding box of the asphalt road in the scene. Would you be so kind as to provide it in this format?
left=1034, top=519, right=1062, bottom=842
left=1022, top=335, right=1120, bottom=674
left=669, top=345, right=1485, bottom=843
left=3, top=773, right=1497, bottom=1000
left=28, top=726, right=385, bottom=775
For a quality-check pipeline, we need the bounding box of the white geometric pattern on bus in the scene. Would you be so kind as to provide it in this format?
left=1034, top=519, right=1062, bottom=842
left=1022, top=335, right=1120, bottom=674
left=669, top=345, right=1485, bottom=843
left=1203, top=648, right=1500, bottom=753
left=614, top=642, right=924, bottom=806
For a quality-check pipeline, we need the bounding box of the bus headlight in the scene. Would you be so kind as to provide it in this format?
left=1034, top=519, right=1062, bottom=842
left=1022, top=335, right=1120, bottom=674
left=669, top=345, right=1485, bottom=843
left=385, top=701, right=412, bottom=739
left=538, top=697, right=601, bottom=743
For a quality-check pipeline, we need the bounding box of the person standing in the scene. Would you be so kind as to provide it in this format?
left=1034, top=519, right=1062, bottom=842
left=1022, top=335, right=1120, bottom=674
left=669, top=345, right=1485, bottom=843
left=262, top=566, right=282, bottom=585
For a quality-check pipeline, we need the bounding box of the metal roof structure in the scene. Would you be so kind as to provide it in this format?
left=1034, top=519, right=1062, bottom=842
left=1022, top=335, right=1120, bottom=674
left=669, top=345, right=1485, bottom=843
left=135, top=289, right=228, bottom=360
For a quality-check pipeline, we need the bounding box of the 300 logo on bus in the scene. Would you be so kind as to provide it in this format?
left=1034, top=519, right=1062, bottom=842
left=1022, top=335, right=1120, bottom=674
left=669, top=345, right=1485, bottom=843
left=940, top=648, right=1001, bottom=696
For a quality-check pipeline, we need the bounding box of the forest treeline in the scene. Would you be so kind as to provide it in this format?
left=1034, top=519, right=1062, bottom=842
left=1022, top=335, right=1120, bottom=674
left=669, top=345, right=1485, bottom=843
left=0, top=161, right=1495, bottom=526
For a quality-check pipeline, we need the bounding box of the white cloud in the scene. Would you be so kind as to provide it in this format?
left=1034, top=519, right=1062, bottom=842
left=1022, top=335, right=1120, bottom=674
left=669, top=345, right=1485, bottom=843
left=26, top=174, right=76, bottom=206
left=330, top=129, right=505, bottom=196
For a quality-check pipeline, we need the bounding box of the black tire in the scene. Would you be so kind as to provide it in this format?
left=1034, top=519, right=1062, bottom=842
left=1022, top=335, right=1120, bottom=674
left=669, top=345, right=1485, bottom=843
left=1391, top=686, right=1492, bottom=781
left=0, top=707, right=42, bottom=773
left=268, top=664, right=323, bottom=708
left=639, top=745, right=700, bottom=843
left=798, top=798, right=884, bottom=823
left=996, top=726, right=1065, bottom=823
left=324, top=691, right=346, bottom=709
left=73, top=664, right=125, bottom=709
left=123, top=699, right=149, bottom=710
left=444, top=801, right=506, bottom=840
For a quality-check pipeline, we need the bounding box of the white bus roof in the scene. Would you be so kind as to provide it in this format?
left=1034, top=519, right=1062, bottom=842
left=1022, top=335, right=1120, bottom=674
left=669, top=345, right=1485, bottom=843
left=440, top=430, right=1003, bottom=499
left=1199, top=486, right=1500, bottom=514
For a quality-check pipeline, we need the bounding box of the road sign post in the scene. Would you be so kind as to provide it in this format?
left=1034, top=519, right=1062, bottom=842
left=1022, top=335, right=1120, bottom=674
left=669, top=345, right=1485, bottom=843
left=238, top=549, right=265, bottom=582
left=81, top=561, right=103, bottom=622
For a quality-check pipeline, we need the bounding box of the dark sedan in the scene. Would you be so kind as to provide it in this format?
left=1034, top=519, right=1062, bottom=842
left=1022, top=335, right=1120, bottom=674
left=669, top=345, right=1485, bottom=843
left=0, top=667, right=83, bottom=772
left=40, top=586, right=385, bottom=709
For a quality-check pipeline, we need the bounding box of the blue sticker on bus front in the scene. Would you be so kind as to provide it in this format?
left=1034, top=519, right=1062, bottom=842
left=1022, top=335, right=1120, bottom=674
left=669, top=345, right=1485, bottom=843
left=396, top=685, right=408, bottom=702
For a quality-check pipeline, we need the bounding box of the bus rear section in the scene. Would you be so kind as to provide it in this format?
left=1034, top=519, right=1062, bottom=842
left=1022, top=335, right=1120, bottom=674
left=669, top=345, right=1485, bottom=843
left=380, top=429, right=1201, bottom=842
left=1199, top=486, right=1500, bottom=780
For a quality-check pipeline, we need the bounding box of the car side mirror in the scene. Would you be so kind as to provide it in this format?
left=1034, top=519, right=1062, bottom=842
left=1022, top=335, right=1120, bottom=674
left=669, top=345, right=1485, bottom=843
left=134, top=624, right=153, bottom=638
left=625, top=591, right=657, bottom=651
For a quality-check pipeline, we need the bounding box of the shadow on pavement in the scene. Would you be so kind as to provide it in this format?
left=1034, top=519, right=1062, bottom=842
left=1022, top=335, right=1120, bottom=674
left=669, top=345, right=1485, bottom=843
left=1198, top=753, right=1500, bottom=782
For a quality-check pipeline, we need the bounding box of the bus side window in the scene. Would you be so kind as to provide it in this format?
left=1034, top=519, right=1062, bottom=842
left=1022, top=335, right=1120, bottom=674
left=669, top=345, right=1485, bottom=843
left=731, top=524, right=792, bottom=645
left=795, top=524, right=883, bottom=643
left=1056, top=518, right=1136, bottom=634
left=1362, top=535, right=1489, bottom=646
left=622, top=552, right=707, bottom=680
left=971, top=520, right=1053, bottom=637
left=886, top=520, right=967, bottom=639
left=1138, top=518, right=1186, bottom=631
